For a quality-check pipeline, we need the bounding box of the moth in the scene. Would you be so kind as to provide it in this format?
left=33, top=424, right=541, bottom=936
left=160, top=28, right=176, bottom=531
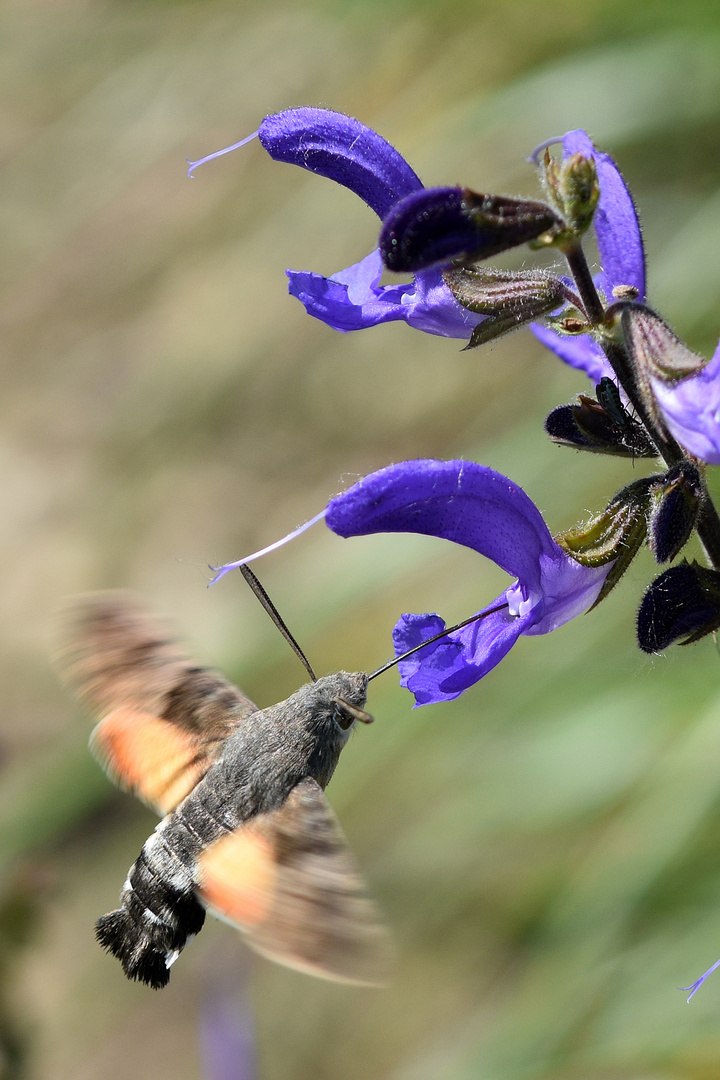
left=57, top=591, right=390, bottom=989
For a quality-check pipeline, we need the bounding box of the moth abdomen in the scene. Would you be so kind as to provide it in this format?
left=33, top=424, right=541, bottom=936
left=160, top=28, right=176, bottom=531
left=97, top=831, right=206, bottom=989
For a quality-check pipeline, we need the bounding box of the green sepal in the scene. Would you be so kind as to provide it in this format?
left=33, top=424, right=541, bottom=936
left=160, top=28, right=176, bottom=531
left=556, top=477, right=657, bottom=605
left=442, top=266, right=569, bottom=349
left=619, top=303, right=707, bottom=384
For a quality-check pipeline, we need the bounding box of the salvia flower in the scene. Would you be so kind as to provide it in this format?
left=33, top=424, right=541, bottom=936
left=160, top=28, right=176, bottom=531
left=325, top=459, right=612, bottom=706
left=189, top=108, right=483, bottom=339
left=529, top=141, right=720, bottom=466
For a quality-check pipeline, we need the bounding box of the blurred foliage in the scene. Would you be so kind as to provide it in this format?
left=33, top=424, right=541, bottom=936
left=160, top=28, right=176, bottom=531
left=4, top=0, right=720, bottom=1077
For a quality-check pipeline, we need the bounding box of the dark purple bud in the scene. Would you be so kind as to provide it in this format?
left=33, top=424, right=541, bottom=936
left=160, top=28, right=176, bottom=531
left=546, top=402, right=595, bottom=449
left=545, top=394, right=656, bottom=458
left=637, top=562, right=720, bottom=652
left=647, top=461, right=703, bottom=563
left=380, top=187, right=561, bottom=273
left=621, top=303, right=707, bottom=384
left=442, top=266, right=569, bottom=349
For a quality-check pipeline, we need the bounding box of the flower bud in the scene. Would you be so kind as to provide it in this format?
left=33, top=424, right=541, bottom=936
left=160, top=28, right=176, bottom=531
left=540, top=149, right=599, bottom=236
left=380, top=187, right=561, bottom=273
left=637, top=562, right=720, bottom=652
left=442, top=266, right=568, bottom=349
left=647, top=461, right=703, bottom=564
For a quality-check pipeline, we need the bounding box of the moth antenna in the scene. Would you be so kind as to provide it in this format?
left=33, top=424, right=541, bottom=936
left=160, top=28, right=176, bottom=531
left=368, top=602, right=509, bottom=682
left=239, top=564, right=317, bottom=682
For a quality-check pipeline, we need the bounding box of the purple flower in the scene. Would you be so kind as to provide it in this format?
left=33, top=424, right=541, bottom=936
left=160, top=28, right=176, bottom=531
left=250, top=108, right=482, bottom=339
left=648, top=345, right=720, bottom=464
left=531, top=130, right=647, bottom=385
left=325, top=459, right=611, bottom=706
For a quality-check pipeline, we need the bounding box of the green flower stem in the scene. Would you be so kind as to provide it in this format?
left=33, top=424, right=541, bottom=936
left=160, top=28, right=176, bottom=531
left=562, top=241, right=606, bottom=326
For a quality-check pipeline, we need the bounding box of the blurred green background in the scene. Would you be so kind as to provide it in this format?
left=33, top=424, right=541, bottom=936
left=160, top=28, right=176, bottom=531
left=5, top=0, right=720, bottom=1077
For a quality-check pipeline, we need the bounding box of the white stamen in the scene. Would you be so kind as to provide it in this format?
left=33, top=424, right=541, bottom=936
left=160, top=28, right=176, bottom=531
left=187, top=130, right=260, bottom=178
left=208, top=508, right=327, bottom=586
left=506, top=580, right=536, bottom=618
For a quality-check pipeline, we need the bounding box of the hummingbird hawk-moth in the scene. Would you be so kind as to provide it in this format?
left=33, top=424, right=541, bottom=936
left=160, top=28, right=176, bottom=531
left=57, top=592, right=390, bottom=989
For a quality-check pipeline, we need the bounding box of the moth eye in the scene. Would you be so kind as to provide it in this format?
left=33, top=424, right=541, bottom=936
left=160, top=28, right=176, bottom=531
left=332, top=702, right=355, bottom=731
left=333, top=697, right=374, bottom=730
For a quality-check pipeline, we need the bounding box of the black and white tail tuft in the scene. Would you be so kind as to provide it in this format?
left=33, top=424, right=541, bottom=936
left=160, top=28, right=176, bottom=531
left=95, top=880, right=206, bottom=989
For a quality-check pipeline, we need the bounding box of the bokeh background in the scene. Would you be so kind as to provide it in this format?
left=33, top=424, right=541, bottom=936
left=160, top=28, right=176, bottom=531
left=4, top=0, right=720, bottom=1077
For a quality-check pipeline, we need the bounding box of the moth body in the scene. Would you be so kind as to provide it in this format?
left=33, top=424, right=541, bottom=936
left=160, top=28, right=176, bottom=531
left=57, top=600, right=386, bottom=989
left=98, top=673, right=369, bottom=987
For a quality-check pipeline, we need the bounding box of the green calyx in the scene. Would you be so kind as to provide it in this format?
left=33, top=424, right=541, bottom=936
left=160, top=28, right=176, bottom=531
left=556, top=477, right=656, bottom=605
left=442, top=266, right=568, bottom=349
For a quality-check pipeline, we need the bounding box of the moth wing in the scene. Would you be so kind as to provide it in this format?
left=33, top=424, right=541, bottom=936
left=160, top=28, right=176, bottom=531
left=197, top=777, right=392, bottom=986
left=56, top=592, right=258, bottom=814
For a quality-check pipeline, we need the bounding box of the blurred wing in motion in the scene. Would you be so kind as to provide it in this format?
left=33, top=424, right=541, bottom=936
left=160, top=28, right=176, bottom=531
left=198, top=777, right=391, bottom=986
left=56, top=592, right=258, bottom=814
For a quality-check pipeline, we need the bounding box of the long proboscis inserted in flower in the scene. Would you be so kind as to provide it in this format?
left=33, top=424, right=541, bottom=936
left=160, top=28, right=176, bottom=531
left=366, top=604, right=509, bottom=681
left=237, top=555, right=509, bottom=690
left=209, top=459, right=612, bottom=706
